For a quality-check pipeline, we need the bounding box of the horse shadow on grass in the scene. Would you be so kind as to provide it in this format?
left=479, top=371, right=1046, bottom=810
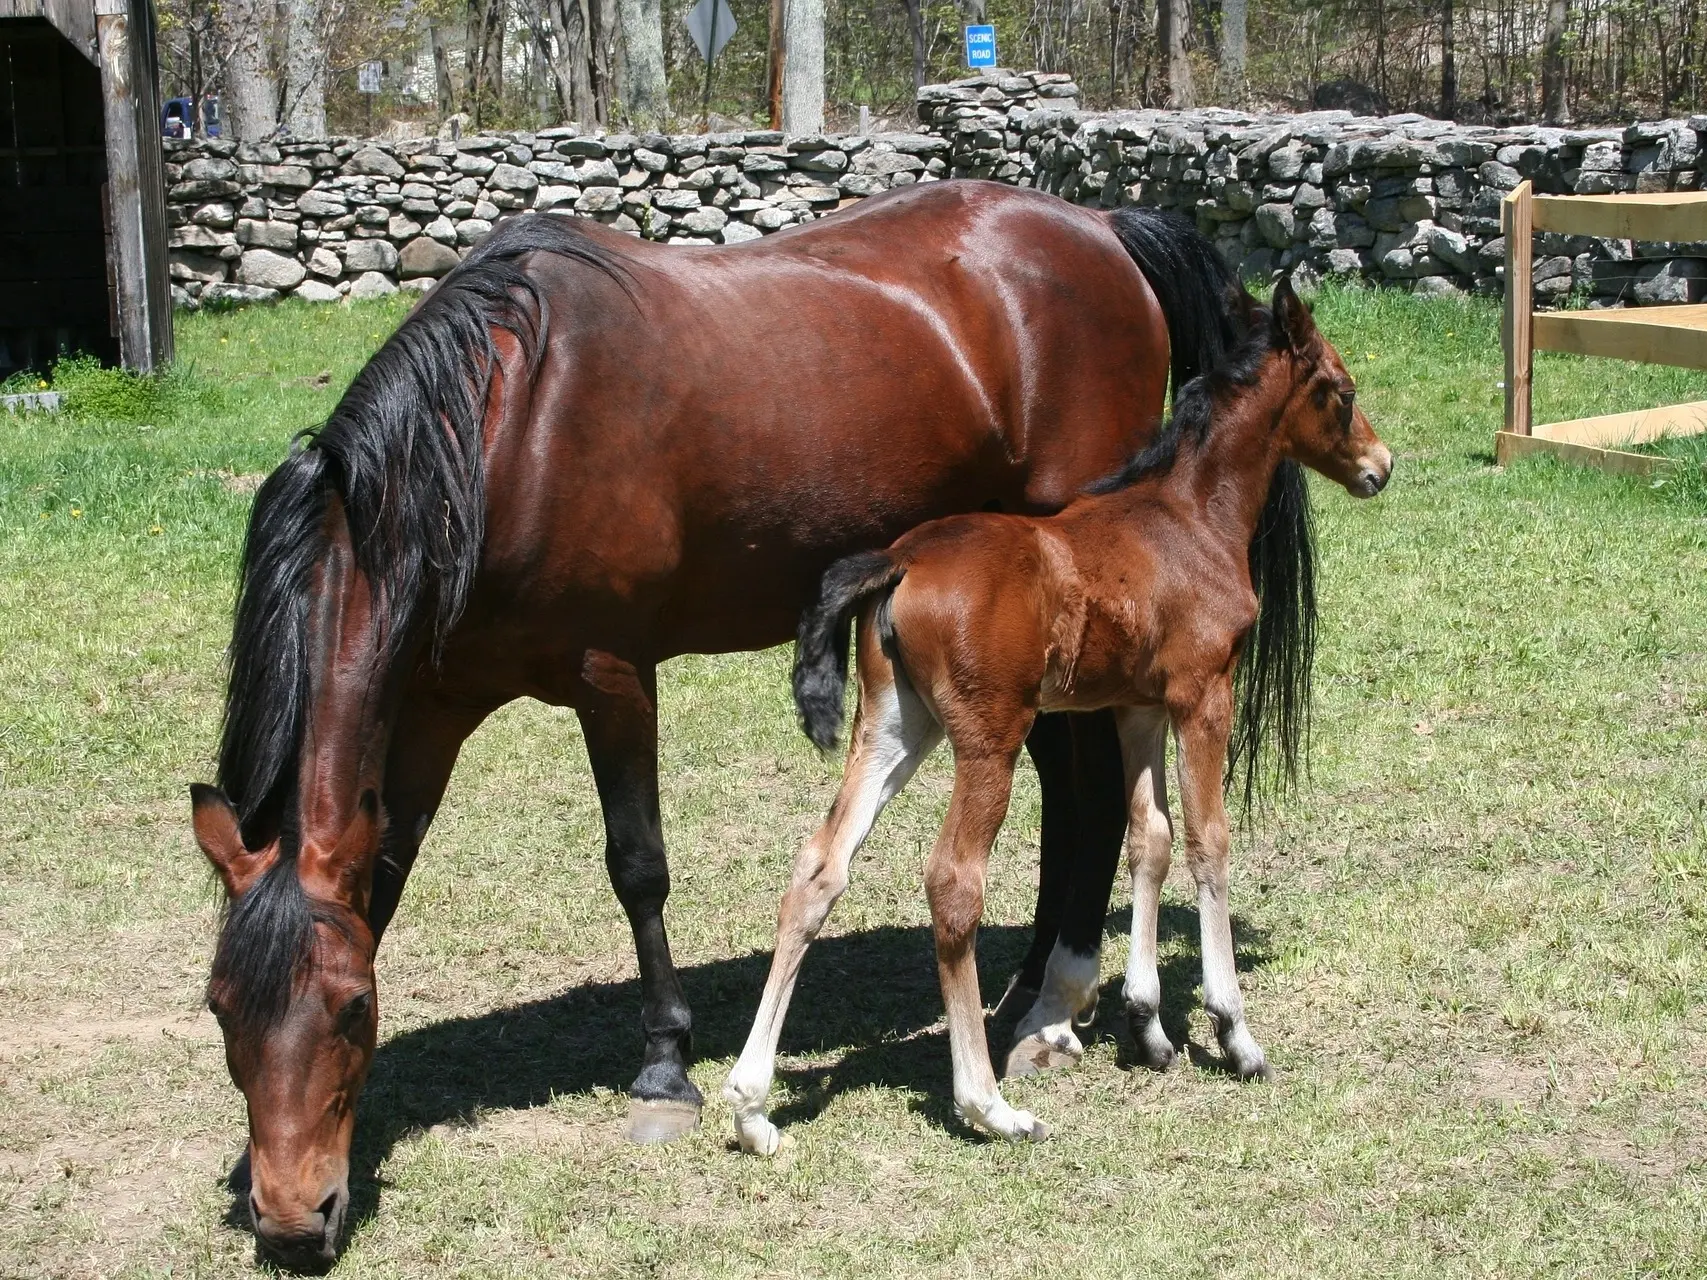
left=227, top=907, right=1271, bottom=1264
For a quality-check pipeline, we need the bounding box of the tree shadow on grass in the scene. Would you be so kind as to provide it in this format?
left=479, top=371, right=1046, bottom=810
left=227, top=908, right=1271, bottom=1265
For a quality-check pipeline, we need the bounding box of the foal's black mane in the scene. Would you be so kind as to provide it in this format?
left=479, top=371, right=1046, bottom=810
left=1084, top=300, right=1280, bottom=496
left=210, top=215, right=629, bottom=1033
left=1088, top=289, right=1319, bottom=816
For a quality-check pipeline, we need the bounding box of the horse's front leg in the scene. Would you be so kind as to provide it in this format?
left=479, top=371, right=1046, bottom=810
left=369, top=690, right=495, bottom=942
left=575, top=650, right=703, bottom=1142
left=1175, top=681, right=1270, bottom=1081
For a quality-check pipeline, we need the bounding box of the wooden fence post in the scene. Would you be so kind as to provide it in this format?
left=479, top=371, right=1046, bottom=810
left=1502, top=180, right=1534, bottom=440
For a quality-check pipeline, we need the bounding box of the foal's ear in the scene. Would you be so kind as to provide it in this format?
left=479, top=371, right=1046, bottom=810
left=191, top=784, right=276, bottom=898
left=1272, top=274, right=1319, bottom=353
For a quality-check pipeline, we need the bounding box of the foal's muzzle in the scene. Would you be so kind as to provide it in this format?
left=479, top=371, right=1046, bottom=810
left=1354, top=447, right=1394, bottom=497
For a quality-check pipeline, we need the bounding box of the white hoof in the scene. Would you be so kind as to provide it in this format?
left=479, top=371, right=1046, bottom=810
left=960, top=1094, right=1053, bottom=1144
left=732, top=1111, right=784, bottom=1156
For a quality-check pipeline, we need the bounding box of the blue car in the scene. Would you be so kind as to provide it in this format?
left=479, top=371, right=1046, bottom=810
left=162, top=96, right=220, bottom=139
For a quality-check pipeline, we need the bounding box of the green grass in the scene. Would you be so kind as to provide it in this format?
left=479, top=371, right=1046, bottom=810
left=2, top=287, right=1705, bottom=1278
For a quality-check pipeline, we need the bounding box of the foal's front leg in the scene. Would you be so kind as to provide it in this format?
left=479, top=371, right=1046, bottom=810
left=928, top=749, right=1050, bottom=1142
left=724, top=662, right=940, bottom=1155
left=1115, top=706, right=1179, bottom=1070
left=1175, top=685, right=1270, bottom=1080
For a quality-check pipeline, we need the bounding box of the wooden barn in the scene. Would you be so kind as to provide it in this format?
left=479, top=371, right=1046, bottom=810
left=0, top=0, right=171, bottom=378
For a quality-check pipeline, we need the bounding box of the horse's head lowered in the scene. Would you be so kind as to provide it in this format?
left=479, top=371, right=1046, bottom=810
left=193, top=783, right=383, bottom=1268
left=1262, top=275, right=1392, bottom=497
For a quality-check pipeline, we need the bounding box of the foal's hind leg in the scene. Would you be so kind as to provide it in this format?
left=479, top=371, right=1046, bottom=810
left=1175, top=687, right=1270, bottom=1081
left=1115, top=706, right=1178, bottom=1070
left=724, top=648, right=940, bottom=1155
left=930, top=749, right=1049, bottom=1142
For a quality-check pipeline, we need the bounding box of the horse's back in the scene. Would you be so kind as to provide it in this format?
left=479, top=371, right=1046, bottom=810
left=470, top=183, right=1172, bottom=664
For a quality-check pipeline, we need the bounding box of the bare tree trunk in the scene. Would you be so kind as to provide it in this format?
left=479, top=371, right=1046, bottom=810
left=589, top=0, right=615, bottom=124
left=281, top=0, right=326, bottom=136
left=616, top=0, right=666, bottom=126
left=1160, top=0, right=1194, bottom=106
left=214, top=0, right=278, bottom=140
left=1217, top=0, right=1246, bottom=104
left=781, top=0, right=824, bottom=133
left=1441, top=0, right=1457, bottom=116
left=1541, top=0, right=1569, bottom=122
left=431, top=23, right=456, bottom=118
left=767, top=0, right=784, bottom=127
left=901, top=0, right=925, bottom=90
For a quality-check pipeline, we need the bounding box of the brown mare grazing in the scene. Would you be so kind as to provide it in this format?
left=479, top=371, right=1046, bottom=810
left=186, top=181, right=1274, bottom=1266
left=725, top=278, right=1391, bottom=1150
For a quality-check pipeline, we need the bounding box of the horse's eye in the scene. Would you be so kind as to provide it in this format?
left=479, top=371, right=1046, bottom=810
left=335, top=992, right=373, bottom=1040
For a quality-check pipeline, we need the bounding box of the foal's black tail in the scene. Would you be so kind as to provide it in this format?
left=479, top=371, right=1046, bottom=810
left=1112, top=206, right=1316, bottom=812
left=1110, top=205, right=1242, bottom=401
left=793, top=551, right=906, bottom=752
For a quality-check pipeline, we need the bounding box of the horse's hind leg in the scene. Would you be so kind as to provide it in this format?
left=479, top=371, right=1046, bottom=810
left=1116, top=706, right=1178, bottom=1070
left=998, top=713, right=1077, bottom=1017
left=1175, top=686, right=1270, bottom=1081
left=724, top=637, right=940, bottom=1155
left=575, top=651, right=703, bottom=1143
left=1005, top=710, right=1126, bottom=1078
left=930, top=748, right=1049, bottom=1142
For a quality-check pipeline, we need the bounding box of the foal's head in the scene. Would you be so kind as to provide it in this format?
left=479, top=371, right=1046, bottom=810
left=1258, top=276, right=1392, bottom=497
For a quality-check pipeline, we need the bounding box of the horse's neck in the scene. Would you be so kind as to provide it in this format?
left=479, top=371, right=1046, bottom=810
left=294, top=531, right=395, bottom=902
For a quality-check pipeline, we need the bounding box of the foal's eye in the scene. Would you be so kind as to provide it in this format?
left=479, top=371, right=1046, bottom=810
left=335, top=992, right=373, bottom=1040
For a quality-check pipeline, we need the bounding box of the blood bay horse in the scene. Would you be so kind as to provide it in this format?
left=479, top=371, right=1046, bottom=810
left=725, top=278, right=1390, bottom=1150
left=187, top=179, right=1268, bottom=1266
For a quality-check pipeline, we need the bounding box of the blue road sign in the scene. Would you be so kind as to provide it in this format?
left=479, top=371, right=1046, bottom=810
left=964, top=25, right=996, bottom=69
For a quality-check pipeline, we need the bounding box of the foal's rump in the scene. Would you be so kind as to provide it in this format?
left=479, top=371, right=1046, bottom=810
left=793, top=514, right=1061, bottom=757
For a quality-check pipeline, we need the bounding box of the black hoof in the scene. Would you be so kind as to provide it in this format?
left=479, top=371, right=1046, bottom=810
left=1125, top=1002, right=1177, bottom=1071
left=626, top=1098, right=702, bottom=1144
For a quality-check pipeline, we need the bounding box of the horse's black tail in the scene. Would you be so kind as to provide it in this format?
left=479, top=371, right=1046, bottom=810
left=1229, top=458, right=1317, bottom=813
left=1109, top=205, right=1241, bottom=401
left=793, top=550, right=906, bottom=752
left=1114, top=206, right=1316, bottom=812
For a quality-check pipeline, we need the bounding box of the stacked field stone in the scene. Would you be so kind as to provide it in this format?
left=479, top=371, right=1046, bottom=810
left=165, top=128, right=951, bottom=307
left=164, top=70, right=1707, bottom=308
left=923, top=73, right=1707, bottom=305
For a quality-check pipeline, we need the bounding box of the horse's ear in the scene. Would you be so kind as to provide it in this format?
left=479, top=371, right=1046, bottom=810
left=1272, top=274, right=1319, bottom=353
left=300, top=789, right=382, bottom=906
left=191, top=784, right=276, bottom=898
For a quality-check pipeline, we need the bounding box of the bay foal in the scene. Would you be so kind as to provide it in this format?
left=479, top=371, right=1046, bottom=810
left=725, top=279, right=1391, bottom=1150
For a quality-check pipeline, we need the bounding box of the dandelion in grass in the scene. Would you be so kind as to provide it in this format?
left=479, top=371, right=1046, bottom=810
left=149, top=525, right=163, bottom=536
left=70, top=508, right=82, bottom=518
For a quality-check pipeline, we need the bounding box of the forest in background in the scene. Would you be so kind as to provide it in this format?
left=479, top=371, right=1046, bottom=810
left=154, top=0, right=1707, bottom=139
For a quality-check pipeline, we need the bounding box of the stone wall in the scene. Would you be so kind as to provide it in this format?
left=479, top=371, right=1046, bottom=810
left=165, top=71, right=1707, bottom=309
left=165, top=128, right=949, bottom=307
left=922, top=74, right=1707, bottom=306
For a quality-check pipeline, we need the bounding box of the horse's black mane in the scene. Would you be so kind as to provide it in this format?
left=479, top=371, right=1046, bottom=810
left=210, top=214, right=630, bottom=1034
left=1088, top=287, right=1318, bottom=817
